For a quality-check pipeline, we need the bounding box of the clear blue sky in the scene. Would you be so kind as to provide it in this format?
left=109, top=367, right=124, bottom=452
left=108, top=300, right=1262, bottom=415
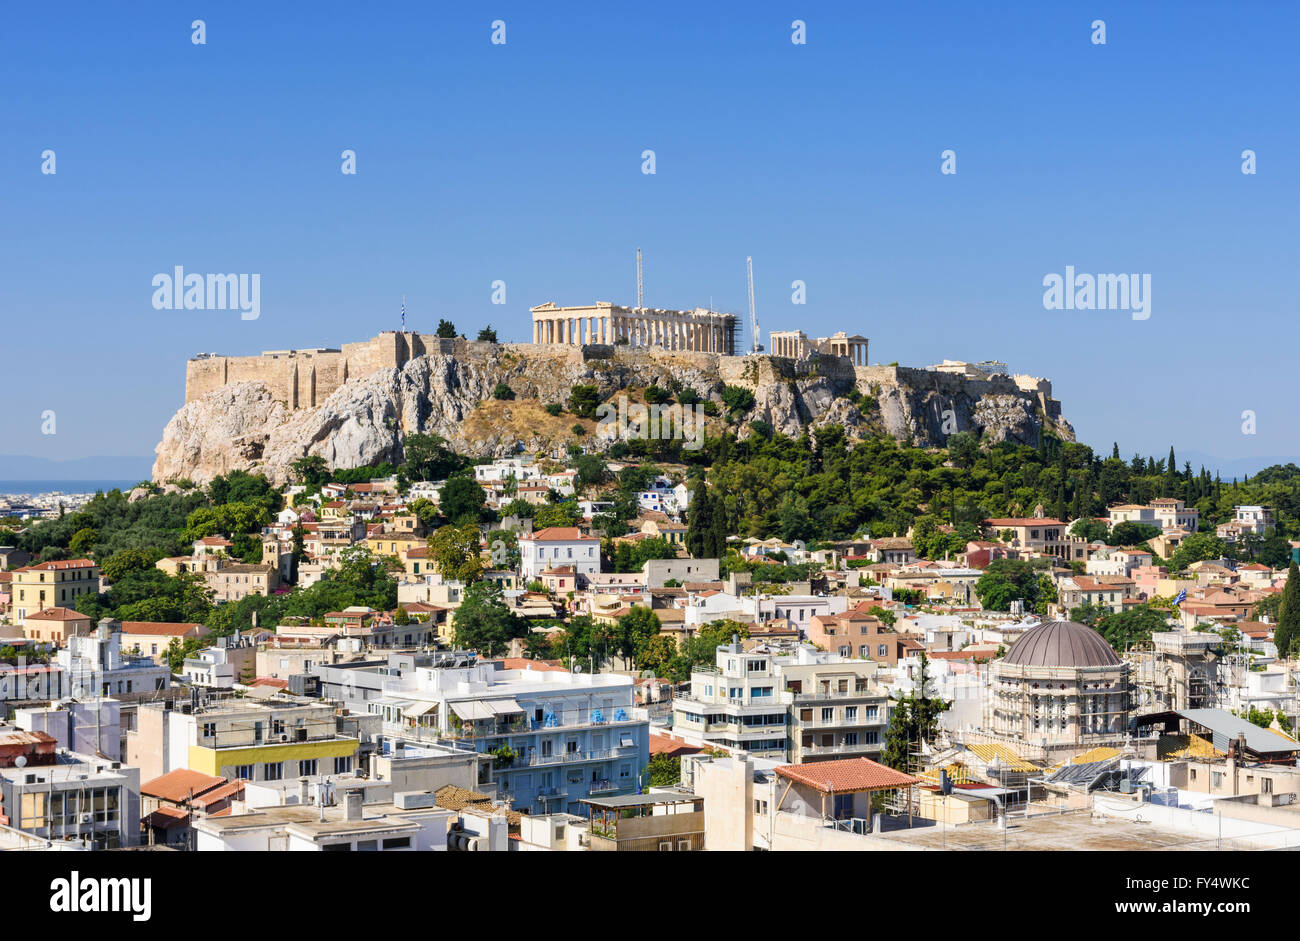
left=2, top=1, right=1296, bottom=472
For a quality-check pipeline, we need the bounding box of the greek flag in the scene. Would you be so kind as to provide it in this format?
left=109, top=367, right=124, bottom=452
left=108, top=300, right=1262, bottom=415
left=401, top=295, right=406, bottom=331
left=1173, top=589, right=1186, bottom=606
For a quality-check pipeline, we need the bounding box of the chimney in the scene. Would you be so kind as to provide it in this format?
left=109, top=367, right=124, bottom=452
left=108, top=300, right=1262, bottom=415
left=343, top=788, right=363, bottom=822
left=298, top=776, right=311, bottom=805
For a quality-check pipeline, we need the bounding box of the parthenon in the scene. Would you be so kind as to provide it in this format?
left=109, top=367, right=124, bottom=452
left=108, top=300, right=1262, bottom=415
left=530, top=302, right=738, bottom=355
left=768, top=330, right=869, bottom=365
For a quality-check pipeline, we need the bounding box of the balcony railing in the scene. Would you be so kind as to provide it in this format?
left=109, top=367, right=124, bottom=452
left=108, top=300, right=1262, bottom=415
left=801, top=741, right=880, bottom=755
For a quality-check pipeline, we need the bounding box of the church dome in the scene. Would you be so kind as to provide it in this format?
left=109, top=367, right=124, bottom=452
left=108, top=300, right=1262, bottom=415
left=1001, top=619, right=1120, bottom=668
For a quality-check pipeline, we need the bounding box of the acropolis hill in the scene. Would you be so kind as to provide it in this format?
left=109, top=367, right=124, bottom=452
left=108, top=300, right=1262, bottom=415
left=158, top=323, right=1071, bottom=485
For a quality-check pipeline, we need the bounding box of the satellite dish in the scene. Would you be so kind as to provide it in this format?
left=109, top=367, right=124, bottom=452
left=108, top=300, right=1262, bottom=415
left=14, top=755, right=27, bottom=768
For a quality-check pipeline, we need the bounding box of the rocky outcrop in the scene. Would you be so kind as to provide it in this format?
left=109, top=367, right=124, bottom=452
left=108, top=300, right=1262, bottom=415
left=153, top=346, right=1073, bottom=484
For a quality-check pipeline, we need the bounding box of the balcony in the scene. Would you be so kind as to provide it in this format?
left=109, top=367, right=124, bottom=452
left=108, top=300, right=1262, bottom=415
left=793, top=689, right=878, bottom=702
left=801, top=740, right=880, bottom=756
left=796, top=714, right=883, bottom=729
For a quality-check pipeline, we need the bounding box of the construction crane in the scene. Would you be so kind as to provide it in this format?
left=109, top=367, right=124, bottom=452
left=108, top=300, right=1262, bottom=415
left=747, top=256, right=763, bottom=354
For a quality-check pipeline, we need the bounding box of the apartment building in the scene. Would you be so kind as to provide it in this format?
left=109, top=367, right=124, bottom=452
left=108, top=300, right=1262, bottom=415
left=672, top=641, right=892, bottom=763
left=0, top=734, right=140, bottom=850
left=673, top=642, right=791, bottom=759
left=314, top=654, right=651, bottom=817
left=127, top=696, right=360, bottom=784
left=781, top=648, right=888, bottom=763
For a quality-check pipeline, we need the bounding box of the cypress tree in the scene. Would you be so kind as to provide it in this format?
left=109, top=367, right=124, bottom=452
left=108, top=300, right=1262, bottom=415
left=1275, top=561, right=1300, bottom=661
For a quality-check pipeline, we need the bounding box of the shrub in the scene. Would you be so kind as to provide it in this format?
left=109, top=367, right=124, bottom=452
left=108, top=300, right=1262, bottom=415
left=544, top=402, right=563, bottom=416
left=492, top=382, right=515, bottom=400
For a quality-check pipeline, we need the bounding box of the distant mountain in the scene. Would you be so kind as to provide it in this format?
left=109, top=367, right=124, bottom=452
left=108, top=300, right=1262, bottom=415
left=0, top=454, right=154, bottom=481
left=1176, top=452, right=1300, bottom=481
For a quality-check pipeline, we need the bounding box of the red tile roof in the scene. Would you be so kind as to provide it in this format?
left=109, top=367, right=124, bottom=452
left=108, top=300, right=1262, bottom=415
left=141, top=768, right=227, bottom=803
left=775, top=757, right=920, bottom=794
left=120, top=621, right=206, bottom=637
left=522, top=527, right=598, bottom=542
left=24, top=606, right=90, bottom=621
left=649, top=733, right=704, bottom=758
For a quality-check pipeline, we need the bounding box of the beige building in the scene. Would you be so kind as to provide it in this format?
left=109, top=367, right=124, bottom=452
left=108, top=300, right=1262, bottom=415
left=19, top=606, right=93, bottom=645
left=206, top=562, right=280, bottom=602
left=120, top=621, right=212, bottom=662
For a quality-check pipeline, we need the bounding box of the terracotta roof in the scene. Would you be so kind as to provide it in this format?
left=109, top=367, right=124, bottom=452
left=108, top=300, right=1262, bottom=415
left=984, top=518, right=1068, bottom=527
left=141, top=768, right=227, bottom=803
left=144, top=807, right=190, bottom=829
left=649, top=733, right=704, bottom=758
left=14, top=559, right=96, bottom=572
left=522, top=527, right=598, bottom=542
left=23, top=606, right=90, bottom=621
left=775, top=757, right=920, bottom=793
left=120, top=621, right=206, bottom=636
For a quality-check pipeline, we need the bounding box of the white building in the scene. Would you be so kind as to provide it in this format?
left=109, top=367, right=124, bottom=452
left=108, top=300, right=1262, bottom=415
left=314, top=655, right=651, bottom=817
left=518, top=527, right=601, bottom=581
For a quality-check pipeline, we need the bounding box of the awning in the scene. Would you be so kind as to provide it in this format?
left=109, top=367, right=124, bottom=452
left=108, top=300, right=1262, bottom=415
left=620, top=735, right=635, bottom=747
left=485, top=698, right=523, bottom=716
left=402, top=701, right=437, bottom=719
left=451, top=701, right=494, bottom=721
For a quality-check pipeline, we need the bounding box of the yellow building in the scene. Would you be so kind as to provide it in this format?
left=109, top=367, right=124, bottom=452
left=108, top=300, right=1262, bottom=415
left=8, top=559, right=100, bottom=620
left=131, top=699, right=360, bottom=783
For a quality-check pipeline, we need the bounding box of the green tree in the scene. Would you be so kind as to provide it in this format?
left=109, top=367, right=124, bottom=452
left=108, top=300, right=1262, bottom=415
left=436, top=319, right=457, bottom=338
left=974, top=559, right=1041, bottom=612
left=477, top=325, right=498, bottom=343
left=428, top=523, right=485, bottom=584
left=402, top=433, right=464, bottom=482
left=1274, top=561, right=1300, bottom=660
left=492, top=382, right=514, bottom=400
left=647, top=754, right=681, bottom=786
left=291, top=456, right=330, bottom=486
left=452, top=580, right=525, bottom=656
left=438, top=477, right=488, bottom=525
left=882, top=652, right=948, bottom=774
left=568, top=385, right=601, bottom=420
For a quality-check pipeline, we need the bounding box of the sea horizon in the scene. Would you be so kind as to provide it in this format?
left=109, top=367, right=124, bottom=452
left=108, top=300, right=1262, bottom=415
left=0, top=479, right=143, bottom=497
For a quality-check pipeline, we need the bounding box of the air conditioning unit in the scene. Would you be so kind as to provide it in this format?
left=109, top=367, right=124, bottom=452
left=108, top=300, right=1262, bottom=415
left=79, top=813, right=94, bottom=824
left=280, top=734, right=291, bottom=743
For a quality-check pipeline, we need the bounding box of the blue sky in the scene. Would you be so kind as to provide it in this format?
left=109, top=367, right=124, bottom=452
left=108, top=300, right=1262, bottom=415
left=2, top=1, right=1296, bottom=473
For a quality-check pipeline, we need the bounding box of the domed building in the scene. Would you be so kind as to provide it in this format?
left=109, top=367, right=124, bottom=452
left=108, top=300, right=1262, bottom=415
left=987, top=620, right=1131, bottom=751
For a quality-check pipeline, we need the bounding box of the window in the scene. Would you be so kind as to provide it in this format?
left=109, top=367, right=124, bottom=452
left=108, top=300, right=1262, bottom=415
left=334, top=756, right=353, bottom=774
left=299, top=759, right=319, bottom=776
left=265, top=762, right=284, bottom=781
left=821, top=708, right=833, bottom=721
left=845, top=707, right=858, bottom=721
left=232, top=765, right=254, bottom=780
left=202, top=722, right=217, bottom=738
left=658, top=841, right=673, bottom=851
left=382, top=836, right=411, bottom=849
left=845, top=732, right=859, bottom=746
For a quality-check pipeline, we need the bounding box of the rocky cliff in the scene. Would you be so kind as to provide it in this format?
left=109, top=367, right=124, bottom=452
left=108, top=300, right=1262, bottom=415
left=152, top=345, right=1073, bottom=484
